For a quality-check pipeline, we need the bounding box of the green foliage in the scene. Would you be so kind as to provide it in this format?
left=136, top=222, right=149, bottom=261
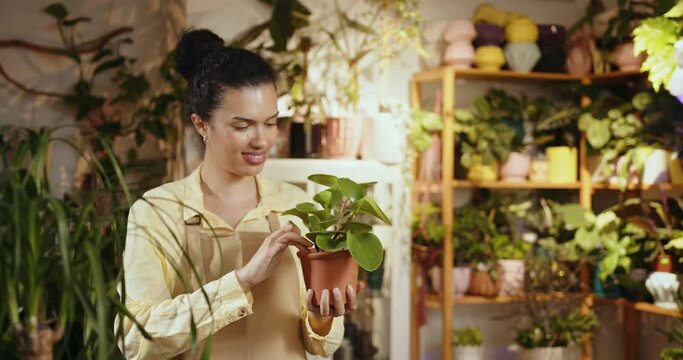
left=633, top=2, right=683, bottom=92
left=409, top=110, right=443, bottom=152
left=515, top=310, right=597, bottom=349
left=411, top=202, right=444, bottom=246
left=491, top=234, right=530, bottom=260
left=0, top=127, right=141, bottom=359
left=659, top=321, right=683, bottom=360
left=451, top=328, right=482, bottom=347
left=283, top=174, right=391, bottom=271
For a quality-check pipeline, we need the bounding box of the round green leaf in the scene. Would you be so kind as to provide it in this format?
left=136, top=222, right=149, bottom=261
left=296, top=202, right=318, bottom=213
left=347, top=232, right=383, bottom=271
left=316, top=233, right=347, bottom=251
left=337, top=177, right=364, bottom=201
left=308, top=174, right=338, bottom=187
left=355, top=198, right=391, bottom=225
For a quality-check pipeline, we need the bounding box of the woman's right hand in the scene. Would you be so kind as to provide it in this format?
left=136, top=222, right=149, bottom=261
left=235, top=222, right=310, bottom=292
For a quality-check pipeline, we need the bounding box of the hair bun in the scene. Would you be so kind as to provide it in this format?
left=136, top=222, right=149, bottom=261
left=174, top=29, right=224, bottom=81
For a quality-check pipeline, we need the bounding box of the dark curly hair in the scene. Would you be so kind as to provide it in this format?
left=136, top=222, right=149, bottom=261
left=174, top=29, right=276, bottom=121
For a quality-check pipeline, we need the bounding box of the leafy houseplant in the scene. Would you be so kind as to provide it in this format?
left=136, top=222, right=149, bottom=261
left=0, top=127, right=144, bottom=359
left=283, top=174, right=391, bottom=304
left=451, top=327, right=483, bottom=360
left=659, top=321, right=683, bottom=360
left=515, top=310, right=597, bottom=349
left=409, top=110, right=443, bottom=153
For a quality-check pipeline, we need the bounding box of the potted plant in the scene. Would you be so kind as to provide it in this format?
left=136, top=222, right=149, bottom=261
left=283, top=174, right=391, bottom=305
left=451, top=327, right=483, bottom=360
left=454, top=94, right=517, bottom=182
left=453, top=205, right=499, bottom=297
left=411, top=202, right=445, bottom=292
left=492, top=234, right=531, bottom=297
left=0, top=127, right=145, bottom=359
left=515, top=310, right=596, bottom=360
left=659, top=322, right=683, bottom=360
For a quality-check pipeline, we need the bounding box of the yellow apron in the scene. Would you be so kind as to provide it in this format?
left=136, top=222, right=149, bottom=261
left=173, top=213, right=306, bottom=359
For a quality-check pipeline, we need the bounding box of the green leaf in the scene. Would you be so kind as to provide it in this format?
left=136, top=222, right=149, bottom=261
left=558, top=204, right=592, bottom=228
left=359, top=181, right=377, bottom=189
left=347, top=232, right=383, bottom=271
left=308, top=174, right=338, bottom=187
left=665, top=237, right=683, bottom=249
left=308, top=214, right=321, bottom=232
left=44, top=3, right=68, bottom=20
left=313, top=188, right=342, bottom=209
left=337, top=177, right=364, bottom=201
left=600, top=253, right=620, bottom=281
left=316, top=233, right=347, bottom=251
left=268, top=0, right=295, bottom=52
left=295, top=202, right=318, bottom=213
left=355, top=198, right=391, bottom=225
left=282, top=208, right=309, bottom=224
left=664, top=2, right=683, bottom=17
left=345, top=222, right=373, bottom=233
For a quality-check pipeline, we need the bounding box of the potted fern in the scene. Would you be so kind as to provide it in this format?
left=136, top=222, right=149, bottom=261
left=451, top=327, right=483, bottom=360
left=283, top=174, right=391, bottom=305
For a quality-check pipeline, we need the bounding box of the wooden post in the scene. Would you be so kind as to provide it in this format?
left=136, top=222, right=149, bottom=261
left=409, top=78, right=421, bottom=360
left=579, top=78, right=593, bottom=360
left=441, top=67, right=456, bottom=360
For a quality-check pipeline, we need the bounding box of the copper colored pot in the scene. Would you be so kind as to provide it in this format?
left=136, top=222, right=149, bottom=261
left=467, top=271, right=501, bottom=297
left=298, top=250, right=359, bottom=306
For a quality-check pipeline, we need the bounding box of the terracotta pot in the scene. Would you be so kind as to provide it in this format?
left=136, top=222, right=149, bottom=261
left=453, top=266, right=472, bottom=298
left=613, top=42, right=645, bottom=71
left=565, top=46, right=592, bottom=76
left=475, top=46, right=506, bottom=71
left=17, top=326, right=64, bottom=360
left=412, top=243, right=440, bottom=268
left=298, top=250, right=359, bottom=306
left=474, top=23, right=504, bottom=47
left=655, top=254, right=674, bottom=273
left=443, top=41, right=476, bottom=68
left=431, top=266, right=443, bottom=293
left=443, top=19, right=476, bottom=43
left=467, top=271, right=500, bottom=297
left=500, top=152, right=531, bottom=181
left=325, top=116, right=364, bottom=159
left=498, top=259, right=525, bottom=296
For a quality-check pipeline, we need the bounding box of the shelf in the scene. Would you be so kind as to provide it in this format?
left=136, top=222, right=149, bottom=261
left=426, top=292, right=586, bottom=308
left=592, top=182, right=683, bottom=191
left=595, top=298, right=682, bottom=318
left=411, top=67, right=645, bottom=84
left=453, top=180, right=581, bottom=190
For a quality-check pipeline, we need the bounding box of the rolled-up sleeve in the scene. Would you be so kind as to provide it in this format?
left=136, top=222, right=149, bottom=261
left=116, top=198, right=253, bottom=360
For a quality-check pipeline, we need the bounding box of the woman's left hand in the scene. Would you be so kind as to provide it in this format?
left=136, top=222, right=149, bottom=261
left=305, top=284, right=359, bottom=318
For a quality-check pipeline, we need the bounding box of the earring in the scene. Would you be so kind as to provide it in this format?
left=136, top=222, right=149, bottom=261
left=202, top=134, right=208, bottom=143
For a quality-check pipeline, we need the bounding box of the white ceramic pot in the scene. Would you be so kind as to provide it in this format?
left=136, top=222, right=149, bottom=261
left=522, top=346, right=581, bottom=360
left=422, top=20, right=449, bottom=44
left=443, top=41, right=476, bottom=68
left=500, top=152, right=531, bottom=182
left=504, top=42, right=541, bottom=72
left=498, top=259, right=525, bottom=296
left=613, top=42, right=645, bottom=71
left=361, top=112, right=405, bottom=164
left=642, top=149, right=670, bottom=185
left=454, top=346, right=483, bottom=360
left=529, top=158, right=549, bottom=182
left=645, top=271, right=680, bottom=310
left=453, top=266, right=471, bottom=298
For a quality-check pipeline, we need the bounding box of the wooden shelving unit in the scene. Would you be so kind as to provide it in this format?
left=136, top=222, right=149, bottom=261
left=408, top=66, right=665, bottom=360
left=426, top=292, right=587, bottom=308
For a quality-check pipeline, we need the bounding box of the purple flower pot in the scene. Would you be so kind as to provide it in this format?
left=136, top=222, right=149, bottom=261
left=474, top=23, right=504, bottom=47
left=537, top=24, right=565, bottom=46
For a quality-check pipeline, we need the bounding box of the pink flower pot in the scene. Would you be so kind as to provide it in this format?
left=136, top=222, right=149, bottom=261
left=498, top=259, right=525, bottom=296
left=430, top=266, right=443, bottom=293
left=325, top=115, right=364, bottom=159
left=614, top=42, right=645, bottom=71
left=443, top=20, right=476, bottom=43
left=443, top=41, right=475, bottom=68
left=452, top=267, right=471, bottom=298
left=500, top=152, right=531, bottom=181
left=566, top=46, right=592, bottom=75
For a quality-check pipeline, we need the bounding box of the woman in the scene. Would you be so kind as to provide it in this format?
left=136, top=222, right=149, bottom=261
left=118, top=29, right=353, bottom=359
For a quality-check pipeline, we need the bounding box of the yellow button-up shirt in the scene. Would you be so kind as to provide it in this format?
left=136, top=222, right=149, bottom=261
left=117, top=166, right=344, bottom=359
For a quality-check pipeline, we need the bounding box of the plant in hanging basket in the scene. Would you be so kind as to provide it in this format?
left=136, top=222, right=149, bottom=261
left=283, top=174, right=391, bottom=305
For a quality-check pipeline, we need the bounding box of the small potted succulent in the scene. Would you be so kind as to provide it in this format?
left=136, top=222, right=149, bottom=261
left=451, top=327, right=484, bottom=360
left=283, top=174, right=391, bottom=305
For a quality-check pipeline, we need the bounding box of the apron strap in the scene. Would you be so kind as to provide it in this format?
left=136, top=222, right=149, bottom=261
left=183, top=215, right=205, bottom=289
left=266, top=212, right=280, bottom=233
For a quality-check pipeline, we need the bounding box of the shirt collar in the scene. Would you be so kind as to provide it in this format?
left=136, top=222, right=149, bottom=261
left=181, top=164, right=284, bottom=226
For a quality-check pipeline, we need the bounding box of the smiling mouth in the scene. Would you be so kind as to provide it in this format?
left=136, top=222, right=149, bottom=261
left=242, top=152, right=267, bottom=165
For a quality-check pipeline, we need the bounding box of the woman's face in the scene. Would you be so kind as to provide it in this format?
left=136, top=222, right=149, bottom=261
left=198, top=83, right=279, bottom=177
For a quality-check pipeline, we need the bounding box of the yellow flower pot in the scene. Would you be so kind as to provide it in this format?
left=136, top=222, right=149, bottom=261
left=475, top=46, right=505, bottom=71
left=505, top=17, right=539, bottom=43
left=467, top=156, right=499, bottom=181
left=669, top=152, right=683, bottom=184
left=546, top=147, right=577, bottom=183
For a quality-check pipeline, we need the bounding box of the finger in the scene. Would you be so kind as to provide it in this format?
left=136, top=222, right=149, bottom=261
left=267, top=223, right=293, bottom=243
left=289, top=221, right=301, bottom=235
left=346, top=284, right=358, bottom=311
left=286, top=240, right=310, bottom=254
left=320, top=289, right=330, bottom=316
left=305, top=289, right=317, bottom=312
left=332, top=287, right=345, bottom=316
left=275, top=232, right=313, bottom=249
left=357, top=280, right=366, bottom=293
